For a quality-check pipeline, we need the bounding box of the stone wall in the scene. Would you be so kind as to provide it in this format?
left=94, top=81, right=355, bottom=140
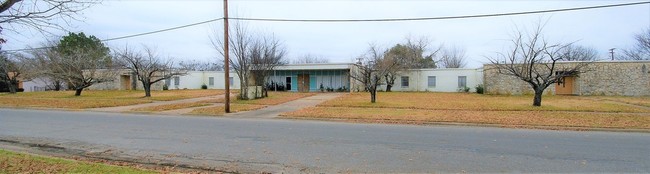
left=484, top=61, right=650, bottom=96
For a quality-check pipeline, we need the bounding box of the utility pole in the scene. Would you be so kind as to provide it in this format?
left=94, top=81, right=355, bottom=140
left=223, top=0, right=230, bottom=113
left=609, top=48, right=616, bottom=60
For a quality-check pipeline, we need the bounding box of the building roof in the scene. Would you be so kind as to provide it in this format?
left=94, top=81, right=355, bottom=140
left=275, top=63, right=354, bottom=70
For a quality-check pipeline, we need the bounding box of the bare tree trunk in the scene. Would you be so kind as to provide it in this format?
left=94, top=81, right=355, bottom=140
left=7, top=81, right=16, bottom=94
left=53, top=80, right=61, bottom=91
left=370, top=88, right=377, bottom=103
left=144, top=83, right=152, bottom=97
left=533, top=90, right=543, bottom=107
left=74, top=88, right=83, bottom=96
left=386, top=84, right=392, bottom=92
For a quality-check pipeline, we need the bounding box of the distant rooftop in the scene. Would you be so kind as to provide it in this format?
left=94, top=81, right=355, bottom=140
left=275, top=63, right=354, bottom=70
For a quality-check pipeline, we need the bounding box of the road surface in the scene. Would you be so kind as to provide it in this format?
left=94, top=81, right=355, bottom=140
left=1, top=108, right=648, bottom=173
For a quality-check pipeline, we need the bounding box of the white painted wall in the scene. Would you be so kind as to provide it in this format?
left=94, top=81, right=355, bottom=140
left=174, top=68, right=482, bottom=92
left=380, top=68, right=483, bottom=92
left=22, top=77, right=61, bottom=92
left=172, top=71, right=241, bottom=90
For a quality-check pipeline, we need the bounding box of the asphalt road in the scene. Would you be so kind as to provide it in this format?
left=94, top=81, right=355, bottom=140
left=1, top=108, right=649, bottom=173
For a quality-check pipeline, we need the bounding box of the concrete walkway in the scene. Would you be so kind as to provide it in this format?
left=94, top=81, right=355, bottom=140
left=87, top=94, right=225, bottom=112
left=226, top=93, right=343, bottom=119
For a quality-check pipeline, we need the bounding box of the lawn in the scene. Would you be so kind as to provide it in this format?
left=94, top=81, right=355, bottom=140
left=317, top=92, right=650, bottom=113
left=0, top=149, right=156, bottom=174
left=131, top=102, right=212, bottom=112
left=189, top=92, right=316, bottom=116
left=188, top=104, right=267, bottom=116
left=0, top=90, right=225, bottom=109
left=282, top=92, right=650, bottom=130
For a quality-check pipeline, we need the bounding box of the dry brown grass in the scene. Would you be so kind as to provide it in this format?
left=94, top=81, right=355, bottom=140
left=188, top=104, right=267, bottom=116
left=0, top=90, right=225, bottom=109
left=0, top=149, right=155, bottom=174
left=131, top=102, right=211, bottom=112
left=590, top=96, right=650, bottom=108
left=319, top=92, right=650, bottom=113
left=283, top=107, right=650, bottom=129
left=234, top=92, right=316, bottom=105
left=283, top=92, right=650, bottom=130
left=0, top=97, right=150, bottom=109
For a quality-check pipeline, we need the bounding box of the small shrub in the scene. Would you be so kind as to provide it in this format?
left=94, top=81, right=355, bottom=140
left=336, top=86, right=348, bottom=92
left=475, top=84, right=484, bottom=94
left=162, top=84, right=169, bottom=90
left=201, top=84, right=208, bottom=89
left=320, top=83, right=325, bottom=92
left=458, top=87, right=470, bottom=93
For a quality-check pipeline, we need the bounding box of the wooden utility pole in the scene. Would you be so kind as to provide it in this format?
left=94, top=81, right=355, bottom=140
left=223, top=0, right=230, bottom=113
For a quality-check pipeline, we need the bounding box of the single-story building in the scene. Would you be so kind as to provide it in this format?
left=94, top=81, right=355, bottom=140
left=378, top=68, right=484, bottom=92
left=30, top=63, right=485, bottom=93
left=267, top=63, right=352, bottom=92
left=483, top=60, right=650, bottom=96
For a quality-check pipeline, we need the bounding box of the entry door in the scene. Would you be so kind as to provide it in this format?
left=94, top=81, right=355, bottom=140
left=555, top=76, right=575, bottom=95
left=298, top=74, right=310, bottom=92
left=121, top=75, right=131, bottom=90
left=285, top=77, right=292, bottom=91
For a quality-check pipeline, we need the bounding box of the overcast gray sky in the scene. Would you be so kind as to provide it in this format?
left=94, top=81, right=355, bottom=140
left=4, top=0, right=650, bottom=68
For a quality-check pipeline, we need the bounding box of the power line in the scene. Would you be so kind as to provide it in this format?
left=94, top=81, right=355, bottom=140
left=102, top=18, right=223, bottom=42
left=231, top=1, right=650, bottom=22
left=3, top=1, right=648, bottom=52
left=2, top=18, right=224, bottom=52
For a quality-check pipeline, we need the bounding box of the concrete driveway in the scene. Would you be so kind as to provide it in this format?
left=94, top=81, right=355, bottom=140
left=226, top=93, right=342, bottom=118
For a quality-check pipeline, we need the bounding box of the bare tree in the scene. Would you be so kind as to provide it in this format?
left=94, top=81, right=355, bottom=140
left=402, top=36, right=442, bottom=69
left=623, top=28, right=650, bottom=60
left=0, top=0, right=99, bottom=34
left=381, top=36, right=443, bottom=91
left=487, top=24, right=590, bottom=106
left=212, top=21, right=286, bottom=100
left=0, top=53, right=25, bottom=93
left=250, top=35, right=287, bottom=98
left=559, top=44, right=600, bottom=61
left=382, top=44, right=407, bottom=92
left=27, top=42, right=116, bottom=96
left=292, top=54, right=328, bottom=64
left=351, top=44, right=399, bottom=103
left=212, top=21, right=252, bottom=99
left=179, top=60, right=223, bottom=71
left=116, top=46, right=188, bottom=97
left=440, top=45, right=467, bottom=68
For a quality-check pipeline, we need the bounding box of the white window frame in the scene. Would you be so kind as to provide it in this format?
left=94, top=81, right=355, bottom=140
left=174, top=76, right=180, bottom=86
left=427, top=76, right=436, bottom=87
left=401, top=76, right=409, bottom=88
left=458, top=76, right=467, bottom=88
left=208, top=77, right=214, bottom=86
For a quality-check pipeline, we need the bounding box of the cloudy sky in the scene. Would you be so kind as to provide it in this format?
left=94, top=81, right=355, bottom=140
left=3, top=0, right=650, bottom=68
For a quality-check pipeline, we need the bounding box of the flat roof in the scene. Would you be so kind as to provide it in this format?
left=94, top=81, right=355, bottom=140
left=275, top=63, right=354, bottom=70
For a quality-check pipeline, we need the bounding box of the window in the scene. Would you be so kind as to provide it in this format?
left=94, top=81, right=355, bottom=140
left=165, top=78, right=171, bottom=86
left=208, top=77, right=214, bottom=86
left=458, top=76, right=467, bottom=88
left=427, top=76, right=436, bottom=87
left=229, top=77, right=234, bottom=86
left=401, top=76, right=409, bottom=87
left=174, top=76, right=180, bottom=86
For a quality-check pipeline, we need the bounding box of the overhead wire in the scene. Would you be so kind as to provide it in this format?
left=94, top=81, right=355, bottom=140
left=2, top=1, right=649, bottom=52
